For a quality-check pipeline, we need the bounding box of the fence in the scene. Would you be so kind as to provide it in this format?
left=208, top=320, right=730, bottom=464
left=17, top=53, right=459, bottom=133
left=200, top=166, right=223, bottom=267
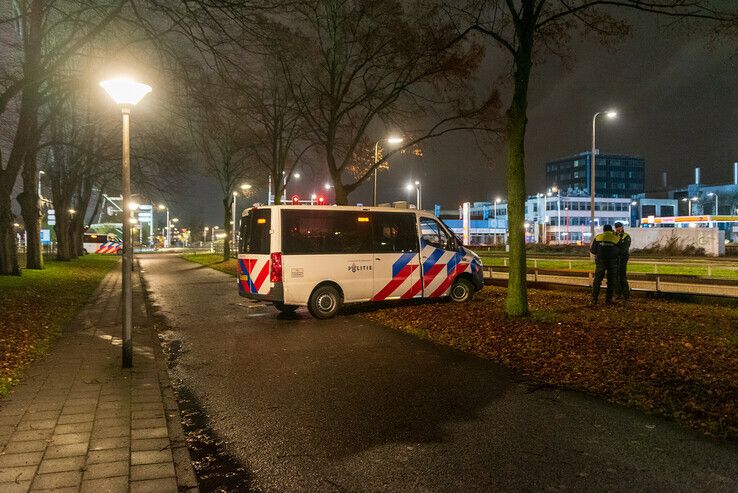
left=482, top=265, right=738, bottom=298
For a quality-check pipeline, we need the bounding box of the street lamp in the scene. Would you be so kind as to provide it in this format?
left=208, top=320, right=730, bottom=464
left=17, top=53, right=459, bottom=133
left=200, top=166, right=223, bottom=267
left=681, top=197, right=698, bottom=217
left=232, top=191, right=238, bottom=250
left=590, top=109, right=617, bottom=239
left=38, top=170, right=45, bottom=200
left=100, top=76, right=152, bottom=369
left=158, top=204, right=170, bottom=248
left=629, top=200, right=638, bottom=226
left=707, top=192, right=719, bottom=216
left=373, top=135, right=404, bottom=206
left=212, top=225, right=219, bottom=244
left=405, top=180, right=421, bottom=209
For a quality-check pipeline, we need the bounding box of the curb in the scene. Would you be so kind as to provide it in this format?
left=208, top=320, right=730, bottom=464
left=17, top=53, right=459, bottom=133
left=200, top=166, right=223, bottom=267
left=137, top=261, right=200, bottom=492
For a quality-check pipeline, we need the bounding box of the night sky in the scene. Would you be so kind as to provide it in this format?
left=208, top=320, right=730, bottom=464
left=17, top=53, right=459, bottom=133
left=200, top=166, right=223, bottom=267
left=178, top=14, right=737, bottom=226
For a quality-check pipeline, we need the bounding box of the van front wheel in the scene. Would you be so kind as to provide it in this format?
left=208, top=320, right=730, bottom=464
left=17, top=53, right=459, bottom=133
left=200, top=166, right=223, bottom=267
left=274, top=302, right=298, bottom=314
left=450, top=277, right=474, bottom=303
left=308, top=285, right=342, bottom=319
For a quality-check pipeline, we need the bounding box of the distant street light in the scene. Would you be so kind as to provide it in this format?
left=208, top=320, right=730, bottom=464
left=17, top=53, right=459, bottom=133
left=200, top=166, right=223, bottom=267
left=707, top=192, right=719, bottom=216
left=158, top=204, right=170, bottom=248
left=406, top=180, right=422, bottom=210
left=373, top=135, right=404, bottom=206
left=38, top=170, right=45, bottom=200
left=681, top=197, right=698, bottom=217
left=590, top=109, right=617, bottom=239
left=231, top=191, right=239, bottom=249
left=100, top=76, right=152, bottom=369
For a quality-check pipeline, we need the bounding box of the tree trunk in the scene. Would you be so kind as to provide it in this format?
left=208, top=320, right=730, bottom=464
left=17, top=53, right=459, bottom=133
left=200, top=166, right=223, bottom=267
left=0, top=195, right=20, bottom=275
left=333, top=182, right=348, bottom=205
left=54, top=198, right=72, bottom=260
left=223, top=196, right=232, bottom=260
left=16, top=0, right=44, bottom=270
left=504, top=43, right=534, bottom=317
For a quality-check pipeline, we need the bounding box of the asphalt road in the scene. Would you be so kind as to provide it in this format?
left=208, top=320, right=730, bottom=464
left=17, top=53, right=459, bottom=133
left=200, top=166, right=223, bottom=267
left=139, top=254, right=738, bottom=492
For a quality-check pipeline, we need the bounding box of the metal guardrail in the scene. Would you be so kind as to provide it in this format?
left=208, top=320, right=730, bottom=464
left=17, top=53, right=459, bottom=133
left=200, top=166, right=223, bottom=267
left=483, top=265, right=738, bottom=298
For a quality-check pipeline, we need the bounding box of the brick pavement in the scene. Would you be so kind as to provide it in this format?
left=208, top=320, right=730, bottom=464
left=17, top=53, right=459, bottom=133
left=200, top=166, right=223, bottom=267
left=0, top=263, right=198, bottom=492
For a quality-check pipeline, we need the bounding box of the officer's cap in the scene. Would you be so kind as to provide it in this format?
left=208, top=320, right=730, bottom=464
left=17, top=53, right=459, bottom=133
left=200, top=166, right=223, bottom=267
left=614, top=222, right=623, bottom=228
left=603, top=224, right=613, bottom=232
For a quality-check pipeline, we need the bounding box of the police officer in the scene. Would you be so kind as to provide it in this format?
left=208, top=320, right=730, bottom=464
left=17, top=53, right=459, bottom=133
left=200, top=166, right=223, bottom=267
left=590, top=224, right=620, bottom=305
left=614, top=221, right=631, bottom=300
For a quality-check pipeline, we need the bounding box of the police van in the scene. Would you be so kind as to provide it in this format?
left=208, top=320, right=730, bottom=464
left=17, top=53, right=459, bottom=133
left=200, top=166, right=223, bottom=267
left=237, top=205, right=483, bottom=319
left=82, top=233, right=122, bottom=255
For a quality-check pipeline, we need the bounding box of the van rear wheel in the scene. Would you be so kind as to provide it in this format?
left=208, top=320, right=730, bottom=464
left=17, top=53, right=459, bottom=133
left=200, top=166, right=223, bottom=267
left=450, top=277, right=474, bottom=303
left=274, top=302, right=298, bottom=314
left=308, top=285, right=342, bottom=319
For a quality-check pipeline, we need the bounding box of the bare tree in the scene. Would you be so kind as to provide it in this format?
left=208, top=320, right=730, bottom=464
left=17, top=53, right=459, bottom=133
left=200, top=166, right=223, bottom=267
left=284, top=0, right=489, bottom=205
left=187, top=76, right=254, bottom=260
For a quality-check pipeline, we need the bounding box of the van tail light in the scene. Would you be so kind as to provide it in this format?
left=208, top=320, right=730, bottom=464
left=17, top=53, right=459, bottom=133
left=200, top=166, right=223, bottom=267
left=270, top=252, right=282, bottom=283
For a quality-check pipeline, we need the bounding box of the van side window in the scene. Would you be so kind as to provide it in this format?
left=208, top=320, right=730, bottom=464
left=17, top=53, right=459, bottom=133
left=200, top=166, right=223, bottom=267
left=373, top=212, right=418, bottom=253
left=239, top=209, right=271, bottom=254
left=419, top=217, right=450, bottom=249
left=282, top=210, right=372, bottom=254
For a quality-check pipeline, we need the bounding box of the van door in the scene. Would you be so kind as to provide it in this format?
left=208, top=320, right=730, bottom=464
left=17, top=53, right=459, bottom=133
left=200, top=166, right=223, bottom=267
left=371, top=212, right=422, bottom=300
left=419, top=216, right=465, bottom=298
left=238, top=208, right=273, bottom=297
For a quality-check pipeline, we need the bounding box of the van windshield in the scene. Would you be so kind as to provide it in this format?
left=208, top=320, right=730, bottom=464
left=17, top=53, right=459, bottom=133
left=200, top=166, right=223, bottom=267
left=239, top=209, right=271, bottom=254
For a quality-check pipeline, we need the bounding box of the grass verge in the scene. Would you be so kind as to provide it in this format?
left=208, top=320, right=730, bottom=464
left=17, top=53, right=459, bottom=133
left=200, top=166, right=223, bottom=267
left=0, top=255, right=119, bottom=396
left=365, top=286, right=738, bottom=440
left=181, top=253, right=237, bottom=276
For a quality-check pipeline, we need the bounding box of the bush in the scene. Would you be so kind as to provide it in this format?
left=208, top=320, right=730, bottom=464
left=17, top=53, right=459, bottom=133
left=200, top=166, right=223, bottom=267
left=632, top=236, right=706, bottom=257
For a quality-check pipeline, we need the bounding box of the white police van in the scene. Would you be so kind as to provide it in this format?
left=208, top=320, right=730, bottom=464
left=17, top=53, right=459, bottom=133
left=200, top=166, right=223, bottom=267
left=237, top=205, right=483, bottom=319
left=82, top=233, right=122, bottom=255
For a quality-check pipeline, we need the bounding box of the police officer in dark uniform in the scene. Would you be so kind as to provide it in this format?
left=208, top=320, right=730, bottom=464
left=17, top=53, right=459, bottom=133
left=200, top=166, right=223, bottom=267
left=614, top=221, right=631, bottom=300
left=590, top=224, right=621, bottom=305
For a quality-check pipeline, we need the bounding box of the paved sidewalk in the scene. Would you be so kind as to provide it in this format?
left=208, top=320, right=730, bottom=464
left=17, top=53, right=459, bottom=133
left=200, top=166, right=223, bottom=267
left=0, top=263, right=198, bottom=492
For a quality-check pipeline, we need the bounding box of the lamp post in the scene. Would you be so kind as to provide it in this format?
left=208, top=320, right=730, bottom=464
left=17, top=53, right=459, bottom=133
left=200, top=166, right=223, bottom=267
left=682, top=197, right=698, bottom=217
left=707, top=192, right=719, bottom=216
left=590, top=109, right=617, bottom=239
left=158, top=204, right=169, bottom=248
left=629, top=200, right=637, bottom=226
left=203, top=226, right=209, bottom=247
left=405, top=181, right=421, bottom=209
left=373, top=136, right=404, bottom=206
left=211, top=225, right=219, bottom=245
left=231, top=191, right=238, bottom=250
left=100, top=76, right=151, bottom=369
left=38, top=170, right=45, bottom=200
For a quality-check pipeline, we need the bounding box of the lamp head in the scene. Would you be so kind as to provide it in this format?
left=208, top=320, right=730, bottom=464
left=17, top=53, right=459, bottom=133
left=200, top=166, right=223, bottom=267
left=324, top=183, right=331, bottom=190
left=293, top=173, right=301, bottom=179
left=240, top=183, right=252, bottom=190
left=386, top=136, right=404, bottom=145
left=605, top=110, right=617, bottom=119
left=158, top=204, right=166, bottom=210
left=100, top=77, right=152, bottom=106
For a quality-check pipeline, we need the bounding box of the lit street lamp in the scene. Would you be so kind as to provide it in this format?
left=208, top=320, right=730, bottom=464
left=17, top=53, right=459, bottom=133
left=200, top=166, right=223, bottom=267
left=38, top=170, right=45, bottom=201
left=590, top=109, right=617, bottom=239
left=100, top=76, right=152, bottom=368
left=373, top=135, right=404, bottom=206
left=681, top=197, right=698, bottom=217
left=707, top=192, right=719, bottom=216
left=406, top=180, right=421, bottom=210
left=158, top=204, right=170, bottom=248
